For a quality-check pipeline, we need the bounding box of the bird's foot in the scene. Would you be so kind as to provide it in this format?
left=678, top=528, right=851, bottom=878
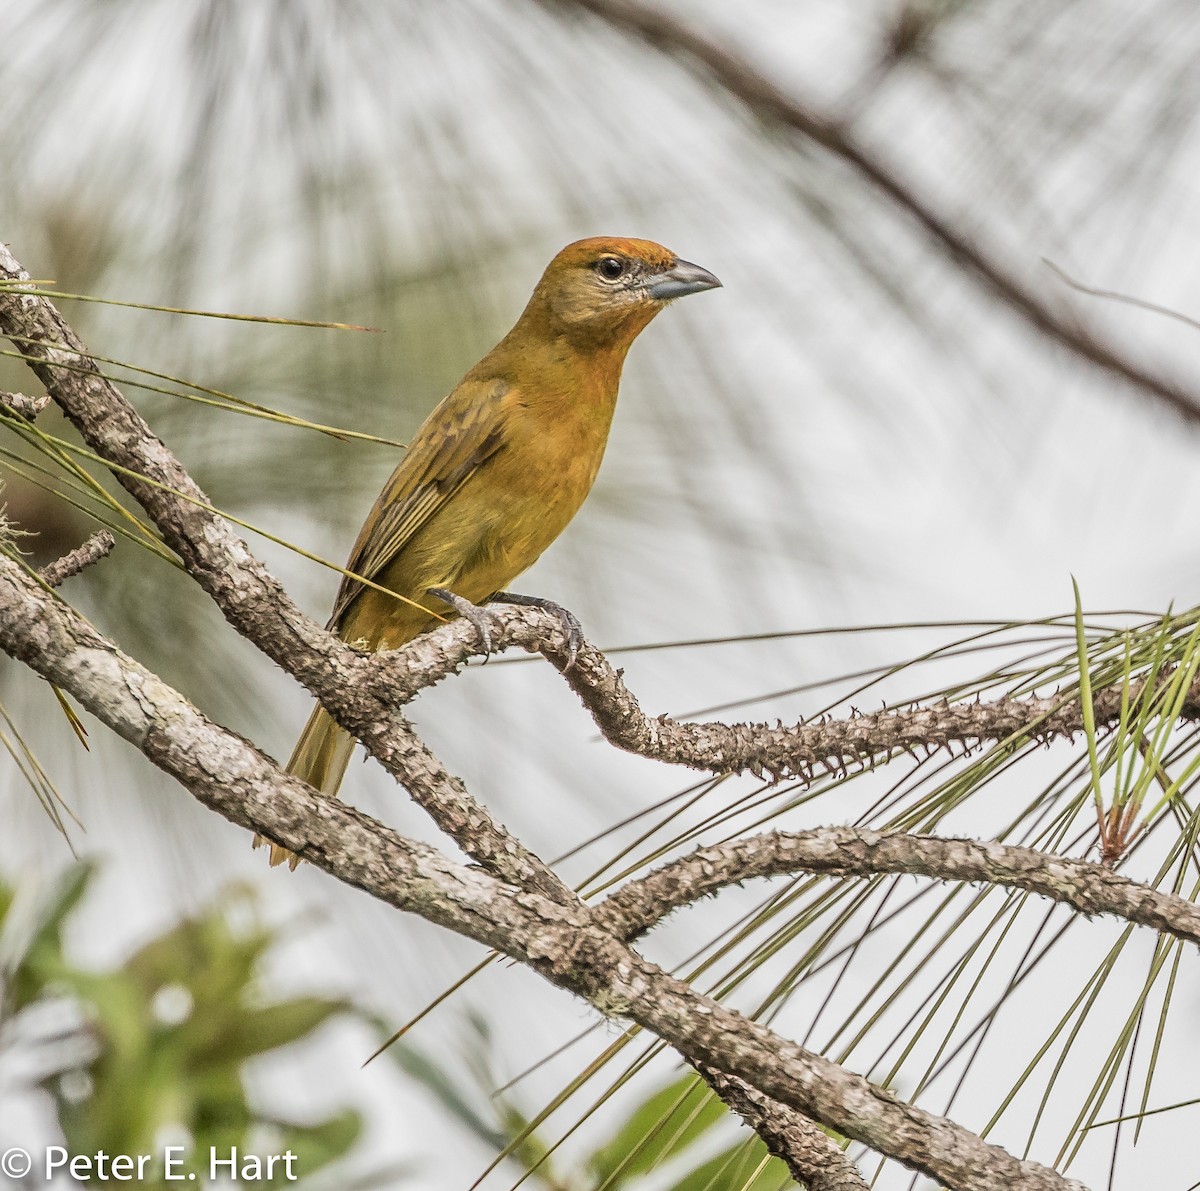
left=429, top=587, right=495, bottom=659
left=492, top=591, right=584, bottom=670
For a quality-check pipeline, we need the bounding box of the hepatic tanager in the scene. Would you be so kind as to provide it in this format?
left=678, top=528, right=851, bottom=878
left=258, top=237, right=720, bottom=867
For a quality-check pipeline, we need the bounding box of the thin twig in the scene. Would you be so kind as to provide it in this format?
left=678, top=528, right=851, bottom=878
left=0, top=389, right=50, bottom=420
left=367, top=605, right=1199, bottom=786
left=39, top=529, right=116, bottom=587
left=1044, top=259, right=1200, bottom=337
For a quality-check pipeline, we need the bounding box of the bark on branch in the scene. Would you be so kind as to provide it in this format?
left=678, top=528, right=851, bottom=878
left=39, top=529, right=116, bottom=587
left=0, top=553, right=1087, bottom=1191
left=695, top=1065, right=869, bottom=1191
left=373, top=605, right=1196, bottom=783
left=594, top=827, right=1200, bottom=944
left=0, top=388, right=50, bottom=420
left=0, top=242, right=569, bottom=905
left=2, top=241, right=1191, bottom=1186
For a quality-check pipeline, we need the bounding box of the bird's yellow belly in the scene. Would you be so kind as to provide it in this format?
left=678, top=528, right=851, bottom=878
left=340, top=457, right=595, bottom=652
left=449, top=462, right=591, bottom=595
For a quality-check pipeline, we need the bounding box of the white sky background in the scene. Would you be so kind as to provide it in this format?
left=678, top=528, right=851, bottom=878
left=4, top=1, right=1200, bottom=1187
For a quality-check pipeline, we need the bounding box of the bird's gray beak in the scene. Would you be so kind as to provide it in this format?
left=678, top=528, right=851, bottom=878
left=646, top=258, right=722, bottom=301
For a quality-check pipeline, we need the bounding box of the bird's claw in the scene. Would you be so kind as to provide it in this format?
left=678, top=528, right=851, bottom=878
left=493, top=591, right=584, bottom=670
left=429, top=587, right=494, bottom=658
left=428, top=588, right=586, bottom=669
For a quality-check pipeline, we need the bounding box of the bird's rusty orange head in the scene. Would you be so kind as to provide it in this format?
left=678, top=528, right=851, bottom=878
left=519, top=237, right=721, bottom=351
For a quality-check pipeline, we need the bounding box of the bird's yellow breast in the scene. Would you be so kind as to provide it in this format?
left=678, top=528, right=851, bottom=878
left=340, top=378, right=616, bottom=651
left=447, top=382, right=616, bottom=589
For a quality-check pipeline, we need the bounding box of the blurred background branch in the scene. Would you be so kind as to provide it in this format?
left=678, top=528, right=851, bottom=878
left=540, top=0, right=1200, bottom=423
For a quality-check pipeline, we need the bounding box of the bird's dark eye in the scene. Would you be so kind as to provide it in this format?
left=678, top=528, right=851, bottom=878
left=595, top=256, right=626, bottom=281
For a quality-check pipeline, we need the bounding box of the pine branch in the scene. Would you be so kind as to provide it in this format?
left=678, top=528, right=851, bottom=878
left=696, top=1064, right=869, bottom=1190
left=7, top=240, right=1174, bottom=1189
left=39, top=529, right=116, bottom=587
left=594, top=827, right=1200, bottom=943
left=0, top=551, right=1088, bottom=1191
left=0, top=389, right=50, bottom=420
left=368, top=604, right=1196, bottom=783
left=0, top=243, right=570, bottom=906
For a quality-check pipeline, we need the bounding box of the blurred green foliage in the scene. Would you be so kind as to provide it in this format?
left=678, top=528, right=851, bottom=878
left=0, top=868, right=803, bottom=1189
left=586, top=1076, right=793, bottom=1190
left=390, top=1014, right=798, bottom=1189
left=0, top=865, right=362, bottom=1188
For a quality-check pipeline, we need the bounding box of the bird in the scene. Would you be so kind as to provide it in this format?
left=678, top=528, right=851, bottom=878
left=256, top=236, right=721, bottom=868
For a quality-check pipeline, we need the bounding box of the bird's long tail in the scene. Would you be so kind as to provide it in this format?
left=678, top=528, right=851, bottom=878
left=253, top=704, right=355, bottom=869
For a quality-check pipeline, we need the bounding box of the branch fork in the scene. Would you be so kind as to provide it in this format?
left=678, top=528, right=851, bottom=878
left=0, top=240, right=1154, bottom=1191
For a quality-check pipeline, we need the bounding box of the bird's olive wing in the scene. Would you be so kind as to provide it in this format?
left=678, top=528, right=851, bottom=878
left=327, top=380, right=508, bottom=628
